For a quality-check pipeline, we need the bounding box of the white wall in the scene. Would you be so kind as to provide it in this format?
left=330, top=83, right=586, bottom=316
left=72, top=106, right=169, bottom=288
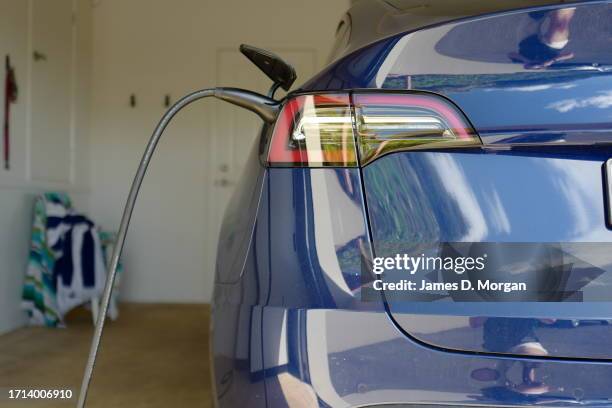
left=0, top=0, right=93, bottom=334
left=89, top=0, right=349, bottom=303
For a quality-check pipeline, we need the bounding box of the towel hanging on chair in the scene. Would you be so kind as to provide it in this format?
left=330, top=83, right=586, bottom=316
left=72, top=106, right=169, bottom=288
left=22, top=193, right=109, bottom=327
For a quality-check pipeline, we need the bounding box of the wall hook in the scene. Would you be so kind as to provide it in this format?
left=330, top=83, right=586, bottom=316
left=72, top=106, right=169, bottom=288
left=33, top=51, right=47, bottom=62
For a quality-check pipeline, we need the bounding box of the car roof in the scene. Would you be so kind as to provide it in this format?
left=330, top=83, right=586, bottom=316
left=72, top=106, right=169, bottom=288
left=338, top=0, right=595, bottom=60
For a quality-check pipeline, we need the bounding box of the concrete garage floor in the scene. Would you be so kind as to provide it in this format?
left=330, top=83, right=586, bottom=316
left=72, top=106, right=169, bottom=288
left=0, top=304, right=212, bottom=407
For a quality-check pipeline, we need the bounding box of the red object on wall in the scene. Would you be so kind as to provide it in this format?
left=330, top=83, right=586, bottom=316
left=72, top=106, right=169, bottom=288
left=4, top=56, right=18, bottom=170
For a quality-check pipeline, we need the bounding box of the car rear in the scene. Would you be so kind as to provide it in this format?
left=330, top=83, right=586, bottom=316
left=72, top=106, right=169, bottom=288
left=213, top=1, right=612, bottom=407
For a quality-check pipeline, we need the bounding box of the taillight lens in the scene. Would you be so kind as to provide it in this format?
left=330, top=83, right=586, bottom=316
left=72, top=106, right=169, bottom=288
left=267, top=93, right=357, bottom=167
left=266, top=92, right=479, bottom=167
left=352, top=93, right=479, bottom=165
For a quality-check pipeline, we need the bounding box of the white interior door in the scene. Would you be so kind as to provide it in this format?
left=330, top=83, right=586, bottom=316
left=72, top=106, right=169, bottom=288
left=208, top=48, right=317, bottom=269
left=29, top=0, right=74, bottom=183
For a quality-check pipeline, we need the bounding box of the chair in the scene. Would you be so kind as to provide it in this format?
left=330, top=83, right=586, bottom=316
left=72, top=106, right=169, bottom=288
left=21, top=192, right=122, bottom=327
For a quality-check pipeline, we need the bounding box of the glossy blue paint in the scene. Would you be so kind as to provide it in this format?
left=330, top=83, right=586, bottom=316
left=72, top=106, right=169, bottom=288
left=213, top=165, right=612, bottom=406
left=302, top=2, right=612, bottom=147
left=212, top=1, right=612, bottom=406
left=362, top=149, right=612, bottom=359
left=212, top=140, right=268, bottom=407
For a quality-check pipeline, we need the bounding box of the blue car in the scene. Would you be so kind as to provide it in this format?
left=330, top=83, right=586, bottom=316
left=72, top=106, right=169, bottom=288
left=211, top=1, right=612, bottom=406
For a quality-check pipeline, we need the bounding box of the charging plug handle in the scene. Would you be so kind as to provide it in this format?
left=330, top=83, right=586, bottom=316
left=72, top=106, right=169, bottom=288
left=214, top=87, right=280, bottom=123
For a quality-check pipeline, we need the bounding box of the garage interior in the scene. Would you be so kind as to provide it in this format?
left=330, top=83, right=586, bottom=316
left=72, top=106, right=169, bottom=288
left=0, top=0, right=348, bottom=406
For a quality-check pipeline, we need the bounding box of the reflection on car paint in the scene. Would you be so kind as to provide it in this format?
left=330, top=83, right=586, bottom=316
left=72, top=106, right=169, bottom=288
left=214, top=2, right=612, bottom=407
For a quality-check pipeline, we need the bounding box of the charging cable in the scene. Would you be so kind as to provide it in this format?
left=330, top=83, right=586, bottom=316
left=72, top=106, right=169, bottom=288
left=76, top=87, right=279, bottom=408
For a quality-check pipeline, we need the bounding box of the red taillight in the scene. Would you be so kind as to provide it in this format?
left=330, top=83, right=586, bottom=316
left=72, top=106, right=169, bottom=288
left=352, top=93, right=479, bottom=165
left=266, top=92, right=479, bottom=167
left=267, top=93, right=357, bottom=167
